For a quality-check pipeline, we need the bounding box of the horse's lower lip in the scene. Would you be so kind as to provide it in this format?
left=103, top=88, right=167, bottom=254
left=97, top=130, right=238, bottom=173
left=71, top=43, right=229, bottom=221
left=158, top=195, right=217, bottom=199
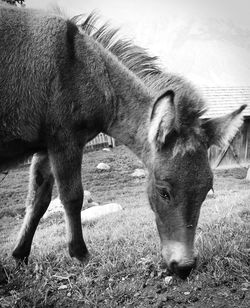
left=169, top=262, right=195, bottom=279
left=160, top=261, right=194, bottom=279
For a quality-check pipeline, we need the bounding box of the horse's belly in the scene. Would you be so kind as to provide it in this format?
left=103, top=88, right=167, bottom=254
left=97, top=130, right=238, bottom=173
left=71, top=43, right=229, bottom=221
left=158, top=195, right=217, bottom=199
left=0, top=139, right=45, bottom=171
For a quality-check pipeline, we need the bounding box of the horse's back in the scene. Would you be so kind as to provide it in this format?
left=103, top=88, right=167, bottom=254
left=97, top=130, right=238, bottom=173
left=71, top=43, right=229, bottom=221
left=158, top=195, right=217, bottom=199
left=0, top=5, right=69, bottom=124
left=0, top=4, right=67, bottom=92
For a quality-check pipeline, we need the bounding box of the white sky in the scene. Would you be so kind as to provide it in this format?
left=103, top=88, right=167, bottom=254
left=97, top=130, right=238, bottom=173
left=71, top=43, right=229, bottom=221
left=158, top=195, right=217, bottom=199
left=25, top=0, right=250, bottom=26
left=25, top=0, right=250, bottom=86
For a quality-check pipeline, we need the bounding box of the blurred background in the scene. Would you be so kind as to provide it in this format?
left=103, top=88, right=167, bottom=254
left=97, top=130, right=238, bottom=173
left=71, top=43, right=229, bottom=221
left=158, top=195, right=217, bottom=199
left=24, top=0, right=250, bottom=87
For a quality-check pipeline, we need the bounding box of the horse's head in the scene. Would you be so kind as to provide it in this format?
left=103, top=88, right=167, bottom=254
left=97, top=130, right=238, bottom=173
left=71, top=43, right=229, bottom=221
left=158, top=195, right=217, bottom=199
left=146, top=89, right=246, bottom=279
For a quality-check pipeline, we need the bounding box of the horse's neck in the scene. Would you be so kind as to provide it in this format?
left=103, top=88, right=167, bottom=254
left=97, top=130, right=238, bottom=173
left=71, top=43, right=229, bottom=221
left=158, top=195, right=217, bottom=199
left=102, top=49, right=153, bottom=158
left=76, top=33, right=153, bottom=160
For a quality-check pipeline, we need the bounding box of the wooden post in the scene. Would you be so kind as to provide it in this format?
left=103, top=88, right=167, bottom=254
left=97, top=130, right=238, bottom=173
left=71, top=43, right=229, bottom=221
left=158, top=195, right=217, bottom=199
left=244, top=126, right=248, bottom=161
left=107, top=136, right=113, bottom=148
left=246, top=168, right=250, bottom=181
left=213, top=144, right=230, bottom=168
left=229, top=144, right=241, bottom=165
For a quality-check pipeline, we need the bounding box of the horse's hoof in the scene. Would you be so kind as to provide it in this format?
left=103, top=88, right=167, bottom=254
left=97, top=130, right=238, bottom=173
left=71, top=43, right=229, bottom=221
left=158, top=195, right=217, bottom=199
left=79, top=251, right=90, bottom=266
left=68, top=243, right=90, bottom=265
left=12, top=250, right=29, bottom=266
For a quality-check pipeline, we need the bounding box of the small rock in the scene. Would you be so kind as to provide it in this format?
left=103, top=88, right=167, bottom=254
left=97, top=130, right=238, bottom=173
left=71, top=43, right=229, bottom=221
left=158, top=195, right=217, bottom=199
left=81, top=203, right=122, bottom=224
left=83, top=190, right=98, bottom=208
left=164, top=276, right=173, bottom=285
left=96, top=162, right=111, bottom=170
left=131, top=168, right=146, bottom=178
left=84, top=190, right=92, bottom=202
left=43, top=197, right=64, bottom=218
left=44, top=190, right=97, bottom=218
left=206, top=189, right=215, bottom=198
left=58, top=285, right=67, bottom=290
left=83, top=201, right=99, bottom=210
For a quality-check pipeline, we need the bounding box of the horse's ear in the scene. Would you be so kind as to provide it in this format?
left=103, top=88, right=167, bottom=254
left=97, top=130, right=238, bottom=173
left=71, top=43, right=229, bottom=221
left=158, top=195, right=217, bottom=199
left=148, top=90, right=177, bottom=149
left=202, top=105, right=247, bottom=148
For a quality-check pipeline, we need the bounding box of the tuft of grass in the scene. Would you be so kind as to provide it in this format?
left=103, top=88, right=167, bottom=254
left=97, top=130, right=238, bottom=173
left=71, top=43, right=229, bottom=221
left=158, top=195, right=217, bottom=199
left=1, top=147, right=250, bottom=307
left=1, top=210, right=249, bottom=307
left=195, top=219, right=250, bottom=284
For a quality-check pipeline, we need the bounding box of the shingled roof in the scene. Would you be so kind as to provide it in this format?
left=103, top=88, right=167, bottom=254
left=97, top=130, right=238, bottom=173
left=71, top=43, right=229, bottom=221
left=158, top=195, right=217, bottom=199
left=201, top=87, right=250, bottom=118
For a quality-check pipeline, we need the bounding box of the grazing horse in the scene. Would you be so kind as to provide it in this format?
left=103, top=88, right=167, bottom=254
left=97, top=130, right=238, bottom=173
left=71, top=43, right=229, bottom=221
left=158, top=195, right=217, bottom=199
left=0, top=5, right=246, bottom=279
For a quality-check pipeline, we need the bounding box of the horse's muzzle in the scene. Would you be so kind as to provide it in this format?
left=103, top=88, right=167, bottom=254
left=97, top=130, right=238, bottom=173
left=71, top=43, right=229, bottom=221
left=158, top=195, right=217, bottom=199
left=161, top=241, right=197, bottom=279
left=168, top=258, right=197, bottom=279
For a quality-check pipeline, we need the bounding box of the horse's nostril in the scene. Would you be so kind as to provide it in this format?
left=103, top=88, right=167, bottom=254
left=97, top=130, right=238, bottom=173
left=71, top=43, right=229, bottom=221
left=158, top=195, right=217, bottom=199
left=169, top=260, right=178, bottom=273
left=169, top=260, right=196, bottom=279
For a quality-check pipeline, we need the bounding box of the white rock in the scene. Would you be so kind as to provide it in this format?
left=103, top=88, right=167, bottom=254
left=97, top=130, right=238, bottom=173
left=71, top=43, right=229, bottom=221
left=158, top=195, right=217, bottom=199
left=102, top=148, right=111, bottom=152
left=43, top=190, right=96, bottom=219
left=58, top=285, right=68, bottom=290
left=96, top=162, right=111, bottom=170
left=164, top=276, right=173, bottom=285
left=206, top=189, right=215, bottom=198
left=81, top=203, right=122, bottom=224
left=50, top=197, right=63, bottom=209
left=43, top=197, right=63, bottom=218
left=131, top=168, right=146, bottom=178
left=84, top=190, right=93, bottom=203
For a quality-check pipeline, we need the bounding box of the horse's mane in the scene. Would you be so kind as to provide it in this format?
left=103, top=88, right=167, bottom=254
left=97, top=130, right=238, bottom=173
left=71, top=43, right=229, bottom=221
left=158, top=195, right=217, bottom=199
left=73, top=13, right=162, bottom=81
left=73, top=13, right=206, bottom=137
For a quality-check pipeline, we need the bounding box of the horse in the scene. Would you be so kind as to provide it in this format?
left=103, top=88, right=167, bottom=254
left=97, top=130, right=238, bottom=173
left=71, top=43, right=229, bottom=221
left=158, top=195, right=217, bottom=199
left=0, top=4, right=246, bottom=279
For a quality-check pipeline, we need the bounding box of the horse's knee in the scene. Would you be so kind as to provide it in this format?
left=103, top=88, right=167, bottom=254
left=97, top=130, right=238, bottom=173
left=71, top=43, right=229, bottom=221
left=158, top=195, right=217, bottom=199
left=26, top=153, right=54, bottom=210
left=61, top=194, right=83, bottom=214
left=30, top=153, right=51, bottom=182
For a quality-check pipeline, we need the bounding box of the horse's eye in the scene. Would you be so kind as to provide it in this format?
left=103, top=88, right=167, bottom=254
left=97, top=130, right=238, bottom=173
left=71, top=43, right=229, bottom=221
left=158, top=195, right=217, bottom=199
left=159, top=189, right=171, bottom=200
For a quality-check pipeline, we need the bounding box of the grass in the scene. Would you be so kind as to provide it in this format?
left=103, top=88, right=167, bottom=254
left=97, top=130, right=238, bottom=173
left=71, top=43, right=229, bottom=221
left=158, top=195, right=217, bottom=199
left=0, top=146, right=250, bottom=307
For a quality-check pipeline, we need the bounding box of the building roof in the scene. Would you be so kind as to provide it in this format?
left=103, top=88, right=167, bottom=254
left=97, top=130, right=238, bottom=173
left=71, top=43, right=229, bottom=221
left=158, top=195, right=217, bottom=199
left=201, top=87, right=250, bottom=118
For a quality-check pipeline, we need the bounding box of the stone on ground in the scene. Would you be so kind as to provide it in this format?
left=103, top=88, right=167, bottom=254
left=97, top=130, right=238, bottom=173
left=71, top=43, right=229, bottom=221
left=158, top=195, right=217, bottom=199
left=131, top=168, right=146, bottom=178
left=43, top=191, right=121, bottom=222
left=96, top=162, right=111, bottom=170
left=43, top=190, right=98, bottom=219
left=102, top=148, right=111, bottom=152
left=81, top=203, right=123, bottom=224
left=43, top=197, right=63, bottom=219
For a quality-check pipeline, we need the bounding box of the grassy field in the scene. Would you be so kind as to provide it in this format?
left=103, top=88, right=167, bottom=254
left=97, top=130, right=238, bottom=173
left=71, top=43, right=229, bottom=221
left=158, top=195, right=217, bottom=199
left=0, top=145, right=249, bottom=308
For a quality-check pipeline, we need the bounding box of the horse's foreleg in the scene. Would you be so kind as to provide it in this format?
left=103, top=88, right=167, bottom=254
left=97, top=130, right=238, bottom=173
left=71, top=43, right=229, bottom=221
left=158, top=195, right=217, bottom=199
left=49, top=145, right=89, bottom=263
left=12, top=153, right=54, bottom=263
